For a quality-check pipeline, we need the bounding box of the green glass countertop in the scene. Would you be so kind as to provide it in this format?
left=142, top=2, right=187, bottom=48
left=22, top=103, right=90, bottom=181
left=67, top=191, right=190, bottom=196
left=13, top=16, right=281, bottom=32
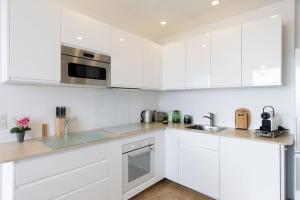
left=39, top=131, right=111, bottom=149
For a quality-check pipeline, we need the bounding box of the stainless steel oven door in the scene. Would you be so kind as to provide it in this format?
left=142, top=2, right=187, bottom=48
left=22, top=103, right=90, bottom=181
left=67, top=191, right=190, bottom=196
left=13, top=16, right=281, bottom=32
left=123, top=145, right=155, bottom=193
left=61, top=54, right=111, bottom=86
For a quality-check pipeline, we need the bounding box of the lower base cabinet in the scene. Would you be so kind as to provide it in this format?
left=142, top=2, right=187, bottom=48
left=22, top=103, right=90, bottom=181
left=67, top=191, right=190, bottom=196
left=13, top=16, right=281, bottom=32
left=165, top=129, right=179, bottom=183
left=179, top=144, right=219, bottom=199
left=2, top=141, right=122, bottom=200
left=1, top=130, right=286, bottom=200
left=220, top=137, right=282, bottom=200
left=54, top=179, right=108, bottom=200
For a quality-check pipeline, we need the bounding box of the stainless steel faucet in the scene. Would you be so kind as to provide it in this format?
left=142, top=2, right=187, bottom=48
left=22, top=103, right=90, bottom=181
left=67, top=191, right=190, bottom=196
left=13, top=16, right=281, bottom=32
left=203, top=112, right=215, bottom=126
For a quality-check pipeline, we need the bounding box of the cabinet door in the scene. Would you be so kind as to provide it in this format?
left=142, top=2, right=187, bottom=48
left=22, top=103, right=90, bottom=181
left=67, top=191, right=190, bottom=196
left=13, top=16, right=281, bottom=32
left=15, top=144, right=108, bottom=186
left=6, top=0, right=61, bottom=83
left=163, top=41, right=186, bottom=90
left=111, top=28, right=143, bottom=88
left=242, top=17, right=282, bottom=87
left=62, top=9, right=111, bottom=54
left=186, top=34, right=211, bottom=89
left=15, top=162, right=107, bottom=200
left=211, top=25, right=242, bottom=88
left=155, top=131, right=166, bottom=180
left=220, top=137, right=281, bottom=200
left=295, top=154, right=300, bottom=200
left=53, top=179, right=108, bottom=200
left=165, top=129, right=179, bottom=182
left=179, top=144, right=219, bottom=199
left=142, top=41, right=162, bottom=89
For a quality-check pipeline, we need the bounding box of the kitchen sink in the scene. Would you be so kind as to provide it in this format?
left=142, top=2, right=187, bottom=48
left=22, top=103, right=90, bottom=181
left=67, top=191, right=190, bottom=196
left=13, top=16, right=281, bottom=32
left=187, top=125, right=226, bottom=132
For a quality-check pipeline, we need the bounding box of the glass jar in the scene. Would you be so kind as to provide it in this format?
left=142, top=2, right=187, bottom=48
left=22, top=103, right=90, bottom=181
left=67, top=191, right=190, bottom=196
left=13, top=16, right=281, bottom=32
left=172, top=110, right=181, bottom=123
left=163, top=113, right=169, bottom=124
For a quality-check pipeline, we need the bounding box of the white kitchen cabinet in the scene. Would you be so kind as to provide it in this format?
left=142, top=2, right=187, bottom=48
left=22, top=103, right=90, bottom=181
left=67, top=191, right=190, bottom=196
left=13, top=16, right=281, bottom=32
left=154, top=131, right=166, bottom=180
left=211, top=25, right=242, bottom=88
left=1, top=0, right=61, bottom=84
left=15, top=144, right=108, bottom=186
left=165, top=129, right=179, bottom=182
left=54, top=179, right=108, bottom=200
left=2, top=142, right=122, bottom=200
left=162, top=41, right=186, bottom=90
left=142, top=41, right=162, bottom=89
left=62, top=8, right=111, bottom=54
left=111, top=28, right=143, bottom=88
left=186, top=34, right=211, bottom=89
left=15, top=162, right=107, bottom=200
left=179, top=130, right=219, bottom=151
left=178, top=131, right=220, bottom=199
left=107, top=141, right=122, bottom=200
left=220, top=137, right=282, bottom=200
left=179, top=144, right=219, bottom=199
left=242, top=16, right=282, bottom=87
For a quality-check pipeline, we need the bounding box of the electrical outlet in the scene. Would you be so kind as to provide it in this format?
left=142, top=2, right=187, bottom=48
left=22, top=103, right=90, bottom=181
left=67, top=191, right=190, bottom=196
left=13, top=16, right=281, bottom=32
left=0, top=114, right=7, bottom=129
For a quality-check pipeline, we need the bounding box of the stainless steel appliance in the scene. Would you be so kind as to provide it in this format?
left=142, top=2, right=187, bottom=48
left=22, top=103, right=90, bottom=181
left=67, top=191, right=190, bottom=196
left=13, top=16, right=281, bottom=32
left=123, top=138, right=155, bottom=192
left=61, top=45, right=111, bottom=86
left=296, top=48, right=300, bottom=200
left=141, top=110, right=153, bottom=123
left=153, top=111, right=165, bottom=122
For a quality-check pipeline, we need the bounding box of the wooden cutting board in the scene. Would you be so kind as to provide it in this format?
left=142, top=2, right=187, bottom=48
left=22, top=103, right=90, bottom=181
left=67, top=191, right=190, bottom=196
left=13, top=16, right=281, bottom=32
left=235, top=108, right=251, bottom=130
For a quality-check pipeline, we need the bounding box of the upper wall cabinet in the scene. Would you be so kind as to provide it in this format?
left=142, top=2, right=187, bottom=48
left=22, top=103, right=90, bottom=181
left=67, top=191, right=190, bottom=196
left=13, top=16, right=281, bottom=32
left=62, top=9, right=111, bottom=54
left=211, top=25, right=242, bottom=88
left=1, top=0, right=61, bottom=84
left=163, top=41, right=186, bottom=90
left=186, top=34, right=211, bottom=89
left=242, top=16, right=282, bottom=87
left=110, top=28, right=143, bottom=88
left=142, top=41, right=162, bottom=89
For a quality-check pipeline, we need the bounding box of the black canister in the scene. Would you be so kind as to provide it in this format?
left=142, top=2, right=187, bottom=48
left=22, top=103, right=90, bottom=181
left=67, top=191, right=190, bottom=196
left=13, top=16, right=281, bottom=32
left=183, top=115, right=193, bottom=124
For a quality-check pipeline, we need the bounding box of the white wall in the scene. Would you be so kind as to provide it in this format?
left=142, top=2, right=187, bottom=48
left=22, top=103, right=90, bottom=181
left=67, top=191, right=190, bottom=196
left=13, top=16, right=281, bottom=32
left=0, top=84, right=159, bottom=142
left=297, top=0, right=300, bottom=48
left=159, top=0, right=295, bottom=131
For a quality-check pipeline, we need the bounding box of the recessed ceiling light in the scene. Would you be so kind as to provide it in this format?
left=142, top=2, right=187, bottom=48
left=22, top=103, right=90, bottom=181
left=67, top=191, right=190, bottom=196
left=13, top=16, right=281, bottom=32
left=202, top=44, right=207, bottom=48
left=76, top=36, right=83, bottom=40
left=160, top=21, right=167, bottom=26
left=119, top=38, right=125, bottom=42
left=211, top=0, right=220, bottom=6
left=270, top=14, right=279, bottom=18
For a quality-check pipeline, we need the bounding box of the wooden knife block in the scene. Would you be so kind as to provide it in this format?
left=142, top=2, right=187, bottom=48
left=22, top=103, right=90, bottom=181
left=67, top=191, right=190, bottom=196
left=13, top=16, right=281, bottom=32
left=55, top=118, right=66, bottom=137
left=235, top=108, right=251, bottom=130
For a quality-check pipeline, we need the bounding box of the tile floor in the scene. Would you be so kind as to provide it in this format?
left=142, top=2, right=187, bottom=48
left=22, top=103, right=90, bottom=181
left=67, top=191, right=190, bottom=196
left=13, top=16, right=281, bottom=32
left=130, top=179, right=214, bottom=200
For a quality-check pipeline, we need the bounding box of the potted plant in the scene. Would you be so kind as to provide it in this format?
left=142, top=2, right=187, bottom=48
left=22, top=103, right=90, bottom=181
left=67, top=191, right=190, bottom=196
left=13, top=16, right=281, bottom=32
left=10, top=117, right=31, bottom=142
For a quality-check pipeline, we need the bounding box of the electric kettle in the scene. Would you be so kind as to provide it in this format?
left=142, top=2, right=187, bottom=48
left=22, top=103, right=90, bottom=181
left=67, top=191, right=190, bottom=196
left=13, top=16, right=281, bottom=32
left=141, top=110, right=153, bottom=123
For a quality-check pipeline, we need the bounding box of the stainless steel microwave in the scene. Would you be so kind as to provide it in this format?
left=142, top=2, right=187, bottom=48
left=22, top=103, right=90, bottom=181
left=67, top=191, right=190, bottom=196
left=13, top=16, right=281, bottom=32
left=61, top=45, right=111, bottom=86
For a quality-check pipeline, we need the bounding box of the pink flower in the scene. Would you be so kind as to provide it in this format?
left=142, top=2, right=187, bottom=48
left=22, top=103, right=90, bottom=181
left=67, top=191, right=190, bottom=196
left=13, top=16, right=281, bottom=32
left=17, top=117, right=30, bottom=129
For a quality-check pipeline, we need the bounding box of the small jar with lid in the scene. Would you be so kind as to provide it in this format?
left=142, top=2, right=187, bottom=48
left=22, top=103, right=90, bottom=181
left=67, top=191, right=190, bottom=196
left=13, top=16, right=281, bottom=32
left=172, top=110, right=181, bottom=123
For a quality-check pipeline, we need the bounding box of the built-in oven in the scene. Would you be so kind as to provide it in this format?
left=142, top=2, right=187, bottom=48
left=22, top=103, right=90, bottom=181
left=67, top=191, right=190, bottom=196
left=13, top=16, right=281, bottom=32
left=122, top=138, right=155, bottom=193
left=61, top=45, right=111, bottom=86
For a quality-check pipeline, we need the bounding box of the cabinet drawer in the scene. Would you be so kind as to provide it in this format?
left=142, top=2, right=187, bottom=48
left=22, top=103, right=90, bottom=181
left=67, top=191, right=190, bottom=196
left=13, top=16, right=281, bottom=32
left=16, top=144, right=108, bottom=186
left=179, top=144, right=219, bottom=199
left=54, top=179, right=108, bottom=200
left=180, top=131, right=219, bottom=151
left=15, top=161, right=107, bottom=200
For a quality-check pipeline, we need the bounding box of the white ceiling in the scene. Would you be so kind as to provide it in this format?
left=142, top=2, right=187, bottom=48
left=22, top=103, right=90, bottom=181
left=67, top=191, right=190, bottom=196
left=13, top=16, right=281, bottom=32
left=55, top=0, right=282, bottom=42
